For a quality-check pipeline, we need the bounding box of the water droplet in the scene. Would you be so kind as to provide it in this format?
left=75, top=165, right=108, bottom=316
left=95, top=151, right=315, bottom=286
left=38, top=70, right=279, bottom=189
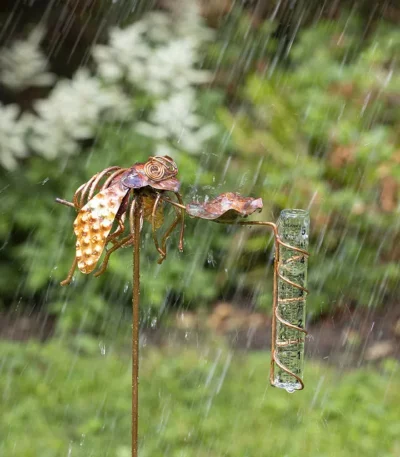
left=207, top=251, right=216, bottom=266
left=80, top=434, right=86, bottom=447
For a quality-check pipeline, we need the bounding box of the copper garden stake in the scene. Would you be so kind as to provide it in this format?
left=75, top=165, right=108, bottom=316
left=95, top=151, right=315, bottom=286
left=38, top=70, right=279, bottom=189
left=57, top=155, right=309, bottom=456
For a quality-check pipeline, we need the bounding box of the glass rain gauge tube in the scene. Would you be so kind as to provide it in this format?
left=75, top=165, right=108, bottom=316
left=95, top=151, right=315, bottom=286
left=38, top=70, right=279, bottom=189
left=271, top=209, right=310, bottom=393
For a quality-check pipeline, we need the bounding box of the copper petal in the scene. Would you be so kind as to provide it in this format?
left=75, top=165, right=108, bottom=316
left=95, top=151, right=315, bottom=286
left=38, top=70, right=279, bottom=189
left=186, top=192, right=263, bottom=221
left=151, top=178, right=180, bottom=192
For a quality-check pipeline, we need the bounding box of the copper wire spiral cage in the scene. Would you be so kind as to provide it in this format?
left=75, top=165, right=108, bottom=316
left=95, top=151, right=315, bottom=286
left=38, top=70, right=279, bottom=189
left=272, top=226, right=309, bottom=391
left=226, top=219, right=310, bottom=391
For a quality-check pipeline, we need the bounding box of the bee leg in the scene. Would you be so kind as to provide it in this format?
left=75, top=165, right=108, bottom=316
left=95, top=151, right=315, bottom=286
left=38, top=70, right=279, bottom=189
left=60, top=257, right=78, bottom=286
left=107, top=191, right=130, bottom=245
left=151, top=193, right=166, bottom=262
left=55, top=198, right=76, bottom=209
left=106, top=214, right=126, bottom=245
left=175, top=192, right=185, bottom=252
left=157, top=207, right=181, bottom=265
left=94, top=234, right=133, bottom=278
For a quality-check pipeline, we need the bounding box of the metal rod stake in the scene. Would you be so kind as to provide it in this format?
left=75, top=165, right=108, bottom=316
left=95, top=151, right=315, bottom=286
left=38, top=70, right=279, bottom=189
left=132, top=196, right=141, bottom=457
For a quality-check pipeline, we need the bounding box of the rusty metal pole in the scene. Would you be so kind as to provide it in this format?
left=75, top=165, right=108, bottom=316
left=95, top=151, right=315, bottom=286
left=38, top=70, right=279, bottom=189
left=132, top=196, right=141, bottom=457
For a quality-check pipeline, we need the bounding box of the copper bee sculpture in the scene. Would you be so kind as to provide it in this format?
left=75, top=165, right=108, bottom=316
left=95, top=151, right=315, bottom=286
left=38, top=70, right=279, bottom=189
left=56, top=156, right=185, bottom=285
left=56, top=155, right=309, bottom=457
left=56, top=155, right=266, bottom=285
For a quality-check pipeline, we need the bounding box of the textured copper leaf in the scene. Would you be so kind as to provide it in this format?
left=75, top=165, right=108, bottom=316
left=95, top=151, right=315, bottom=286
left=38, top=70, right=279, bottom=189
left=143, top=195, right=164, bottom=229
left=74, top=182, right=128, bottom=274
left=186, top=192, right=263, bottom=221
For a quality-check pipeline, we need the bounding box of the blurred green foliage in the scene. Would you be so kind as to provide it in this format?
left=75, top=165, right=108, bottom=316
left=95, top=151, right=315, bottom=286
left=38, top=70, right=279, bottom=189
left=0, top=340, right=399, bottom=456
left=0, top=11, right=399, bottom=330
left=210, top=13, right=400, bottom=315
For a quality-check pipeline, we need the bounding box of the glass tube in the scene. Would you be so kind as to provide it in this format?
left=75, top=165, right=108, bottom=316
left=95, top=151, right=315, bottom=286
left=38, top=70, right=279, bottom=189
left=273, top=209, right=309, bottom=393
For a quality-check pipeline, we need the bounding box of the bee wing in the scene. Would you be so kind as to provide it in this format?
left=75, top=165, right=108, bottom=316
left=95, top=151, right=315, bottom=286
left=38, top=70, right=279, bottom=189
left=73, top=183, right=129, bottom=274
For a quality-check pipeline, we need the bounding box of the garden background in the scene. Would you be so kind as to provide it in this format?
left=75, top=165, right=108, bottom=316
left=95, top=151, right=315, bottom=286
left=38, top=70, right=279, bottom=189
left=0, top=1, right=399, bottom=456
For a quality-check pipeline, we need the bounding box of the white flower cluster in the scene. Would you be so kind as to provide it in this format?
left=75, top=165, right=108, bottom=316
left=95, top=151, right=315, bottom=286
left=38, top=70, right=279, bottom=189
left=0, top=27, right=55, bottom=91
left=93, top=11, right=213, bottom=95
left=93, top=5, right=217, bottom=155
left=136, top=89, right=217, bottom=153
left=0, top=1, right=218, bottom=169
left=28, top=70, right=130, bottom=159
left=0, top=103, right=29, bottom=170
left=0, top=33, right=129, bottom=169
left=0, top=69, right=130, bottom=169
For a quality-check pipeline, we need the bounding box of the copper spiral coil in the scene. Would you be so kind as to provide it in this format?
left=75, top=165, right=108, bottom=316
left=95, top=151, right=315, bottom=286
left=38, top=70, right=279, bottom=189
left=210, top=219, right=310, bottom=389
left=273, top=237, right=309, bottom=390
left=209, top=219, right=310, bottom=389
left=144, top=156, right=178, bottom=182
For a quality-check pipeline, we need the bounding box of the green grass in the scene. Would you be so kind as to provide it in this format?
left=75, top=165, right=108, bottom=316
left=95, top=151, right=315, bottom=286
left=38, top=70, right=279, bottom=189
left=0, top=339, right=399, bottom=457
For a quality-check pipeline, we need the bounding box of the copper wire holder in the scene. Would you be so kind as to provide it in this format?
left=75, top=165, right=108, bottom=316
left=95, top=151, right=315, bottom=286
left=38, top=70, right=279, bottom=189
left=213, top=221, right=310, bottom=390
left=270, top=230, right=309, bottom=390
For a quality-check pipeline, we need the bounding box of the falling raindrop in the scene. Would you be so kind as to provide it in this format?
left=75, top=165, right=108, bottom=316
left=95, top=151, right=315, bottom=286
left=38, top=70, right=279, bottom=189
left=99, top=342, right=106, bottom=356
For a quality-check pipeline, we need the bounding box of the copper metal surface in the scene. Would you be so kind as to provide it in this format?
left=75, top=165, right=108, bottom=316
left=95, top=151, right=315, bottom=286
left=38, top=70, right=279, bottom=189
left=132, top=196, right=140, bottom=457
